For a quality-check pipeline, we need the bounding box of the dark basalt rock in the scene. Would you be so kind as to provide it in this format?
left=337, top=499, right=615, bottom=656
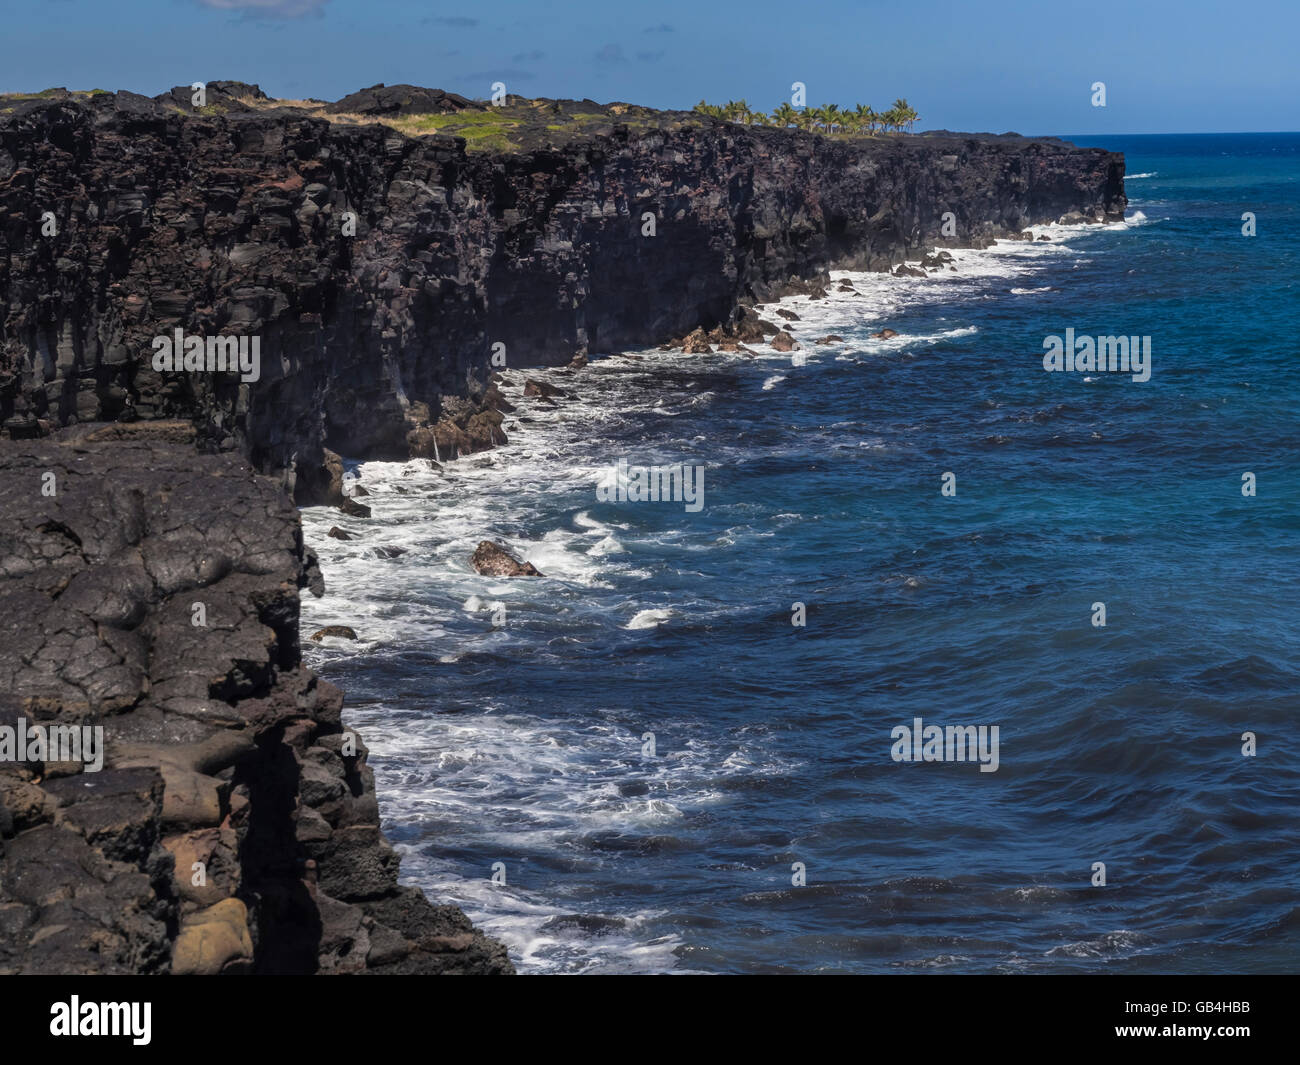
left=771, top=331, right=799, bottom=352
left=523, top=379, right=568, bottom=400
left=0, top=434, right=513, bottom=974
left=471, top=541, right=542, bottom=577
left=324, top=83, right=475, bottom=117
left=0, top=87, right=1124, bottom=496
left=310, top=626, right=358, bottom=642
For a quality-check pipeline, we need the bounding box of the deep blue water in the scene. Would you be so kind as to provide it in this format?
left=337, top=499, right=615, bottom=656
left=302, top=132, right=1299, bottom=974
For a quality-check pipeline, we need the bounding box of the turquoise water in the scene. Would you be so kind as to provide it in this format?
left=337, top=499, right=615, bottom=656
left=303, top=133, right=1299, bottom=973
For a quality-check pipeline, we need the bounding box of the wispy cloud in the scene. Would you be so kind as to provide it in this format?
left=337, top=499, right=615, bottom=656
left=595, top=43, right=626, bottom=64
left=198, top=0, right=329, bottom=17
left=636, top=50, right=664, bottom=63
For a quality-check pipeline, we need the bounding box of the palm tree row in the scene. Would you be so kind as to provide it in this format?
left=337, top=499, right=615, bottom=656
left=693, top=98, right=919, bottom=135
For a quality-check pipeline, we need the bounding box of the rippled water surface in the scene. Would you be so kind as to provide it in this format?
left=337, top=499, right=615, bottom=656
left=302, top=133, right=1300, bottom=973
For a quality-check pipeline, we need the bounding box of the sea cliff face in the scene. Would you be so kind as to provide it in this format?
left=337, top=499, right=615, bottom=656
left=0, top=89, right=1125, bottom=491
left=0, top=87, right=1123, bottom=974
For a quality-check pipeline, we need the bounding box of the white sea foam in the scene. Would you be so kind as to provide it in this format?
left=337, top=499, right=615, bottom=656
left=626, top=607, right=674, bottom=629
left=1127, top=171, right=1158, bottom=179
left=300, top=209, right=1139, bottom=973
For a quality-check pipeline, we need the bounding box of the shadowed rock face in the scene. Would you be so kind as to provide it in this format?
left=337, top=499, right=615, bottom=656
left=0, top=424, right=513, bottom=974
left=0, top=89, right=1124, bottom=495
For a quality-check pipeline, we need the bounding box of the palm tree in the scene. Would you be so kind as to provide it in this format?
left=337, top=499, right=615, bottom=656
left=748, top=110, right=767, bottom=125
left=854, top=103, right=875, bottom=135
left=891, top=98, right=918, bottom=133
left=824, top=103, right=843, bottom=134
left=772, top=102, right=797, bottom=128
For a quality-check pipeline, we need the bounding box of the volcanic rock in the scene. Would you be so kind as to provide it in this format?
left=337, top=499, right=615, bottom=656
left=471, top=541, right=542, bottom=577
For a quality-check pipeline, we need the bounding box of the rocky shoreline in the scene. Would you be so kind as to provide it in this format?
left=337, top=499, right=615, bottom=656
left=0, top=82, right=1123, bottom=973
left=0, top=420, right=512, bottom=973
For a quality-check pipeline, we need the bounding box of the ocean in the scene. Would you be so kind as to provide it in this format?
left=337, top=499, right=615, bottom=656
left=300, top=132, right=1299, bottom=974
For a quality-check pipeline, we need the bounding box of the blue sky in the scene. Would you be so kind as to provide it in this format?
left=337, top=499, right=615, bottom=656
left=4, top=0, right=1296, bottom=135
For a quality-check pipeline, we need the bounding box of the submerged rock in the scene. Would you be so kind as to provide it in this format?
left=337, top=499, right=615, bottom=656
left=541, top=914, right=628, bottom=936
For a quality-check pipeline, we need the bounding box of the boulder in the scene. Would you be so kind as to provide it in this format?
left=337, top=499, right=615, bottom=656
left=171, top=898, right=254, bottom=976
left=310, top=626, right=358, bottom=642
left=523, top=379, right=567, bottom=400
left=771, top=331, right=799, bottom=352
left=682, top=328, right=713, bottom=354
left=471, top=541, right=542, bottom=577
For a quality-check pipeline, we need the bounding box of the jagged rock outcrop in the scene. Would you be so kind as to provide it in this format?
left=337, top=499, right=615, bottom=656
left=0, top=425, right=513, bottom=974
left=0, top=87, right=1124, bottom=496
